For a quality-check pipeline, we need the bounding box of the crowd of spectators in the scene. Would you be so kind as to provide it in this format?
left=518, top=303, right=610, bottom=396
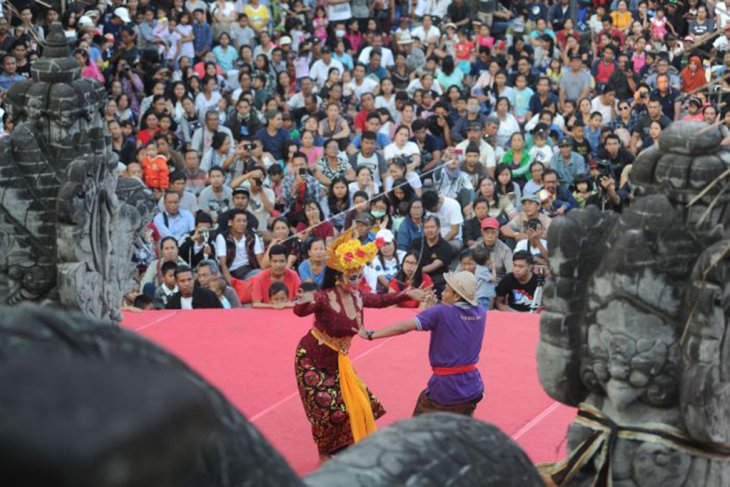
left=2, top=0, right=729, bottom=313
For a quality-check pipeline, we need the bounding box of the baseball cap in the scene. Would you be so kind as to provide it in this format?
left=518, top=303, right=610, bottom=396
left=480, top=217, right=500, bottom=230
left=114, top=7, right=131, bottom=23
left=375, top=229, right=395, bottom=243
left=232, top=187, right=250, bottom=197
left=355, top=212, right=372, bottom=225
left=444, top=22, right=457, bottom=30
left=320, top=46, right=332, bottom=54
left=279, top=36, right=292, bottom=45
left=467, top=120, right=484, bottom=131
left=521, top=194, right=541, bottom=205
left=558, top=137, right=573, bottom=147
left=78, top=16, right=94, bottom=27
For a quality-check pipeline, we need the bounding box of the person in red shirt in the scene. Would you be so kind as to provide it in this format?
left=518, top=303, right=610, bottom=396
left=353, top=93, right=376, bottom=133
left=252, top=244, right=301, bottom=307
left=388, top=250, right=434, bottom=308
left=591, top=45, right=617, bottom=89
left=136, top=112, right=160, bottom=148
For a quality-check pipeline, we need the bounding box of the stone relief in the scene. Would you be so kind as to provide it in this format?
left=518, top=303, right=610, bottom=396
left=0, top=23, right=153, bottom=321
left=539, top=121, right=730, bottom=486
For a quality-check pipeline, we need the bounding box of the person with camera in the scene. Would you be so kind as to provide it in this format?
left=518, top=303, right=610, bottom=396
left=599, top=133, right=635, bottom=177
left=514, top=219, right=548, bottom=266
left=539, top=169, right=578, bottom=218
left=500, top=194, right=552, bottom=242
left=587, top=162, right=623, bottom=212
left=281, top=152, right=323, bottom=227
left=179, top=212, right=216, bottom=269
left=494, top=251, right=541, bottom=313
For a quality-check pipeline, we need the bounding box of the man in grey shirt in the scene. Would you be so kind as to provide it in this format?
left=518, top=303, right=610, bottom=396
left=559, top=54, right=592, bottom=106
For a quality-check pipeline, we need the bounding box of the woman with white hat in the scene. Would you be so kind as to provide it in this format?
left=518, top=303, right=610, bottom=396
left=354, top=270, right=487, bottom=416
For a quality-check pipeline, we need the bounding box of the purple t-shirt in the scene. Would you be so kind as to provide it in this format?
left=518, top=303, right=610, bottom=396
left=415, top=302, right=487, bottom=405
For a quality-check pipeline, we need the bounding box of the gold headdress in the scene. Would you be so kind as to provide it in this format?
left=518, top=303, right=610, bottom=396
left=326, top=229, right=384, bottom=274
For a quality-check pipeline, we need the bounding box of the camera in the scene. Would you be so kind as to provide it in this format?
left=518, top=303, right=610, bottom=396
left=244, top=143, right=254, bottom=151
left=252, top=177, right=263, bottom=186
left=525, top=218, right=542, bottom=232
left=298, top=167, right=307, bottom=176
left=596, top=160, right=614, bottom=179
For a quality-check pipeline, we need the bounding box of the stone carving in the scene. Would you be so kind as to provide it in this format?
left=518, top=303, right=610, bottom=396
left=0, top=305, right=543, bottom=486
left=539, top=121, right=730, bottom=486
left=0, top=23, right=153, bottom=322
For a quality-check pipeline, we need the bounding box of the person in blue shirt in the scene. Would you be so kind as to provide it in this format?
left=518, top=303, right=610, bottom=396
left=192, top=9, right=212, bottom=59
left=153, top=191, right=196, bottom=241
left=0, top=55, right=25, bottom=91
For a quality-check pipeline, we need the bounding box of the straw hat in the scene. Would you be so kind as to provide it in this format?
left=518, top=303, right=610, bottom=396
left=444, top=271, right=478, bottom=306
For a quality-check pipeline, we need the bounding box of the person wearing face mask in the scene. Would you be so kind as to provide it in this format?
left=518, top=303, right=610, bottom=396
left=433, top=147, right=475, bottom=216
left=327, top=21, right=352, bottom=51
left=293, top=232, right=428, bottom=463
left=451, top=96, right=488, bottom=143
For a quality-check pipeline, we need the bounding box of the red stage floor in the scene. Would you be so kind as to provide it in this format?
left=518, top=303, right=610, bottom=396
left=122, top=308, right=574, bottom=476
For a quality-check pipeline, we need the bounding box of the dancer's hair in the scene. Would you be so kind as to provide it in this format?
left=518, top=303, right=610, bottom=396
left=322, top=266, right=343, bottom=290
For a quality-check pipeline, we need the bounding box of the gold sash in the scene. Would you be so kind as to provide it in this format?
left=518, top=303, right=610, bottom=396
left=311, top=328, right=377, bottom=443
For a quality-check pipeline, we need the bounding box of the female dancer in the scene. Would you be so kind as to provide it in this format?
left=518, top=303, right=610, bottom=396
left=293, top=231, right=427, bottom=462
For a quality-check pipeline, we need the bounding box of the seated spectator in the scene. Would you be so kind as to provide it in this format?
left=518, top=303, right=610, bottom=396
left=473, top=217, right=513, bottom=284
left=551, top=137, right=588, bottom=192
left=140, top=139, right=170, bottom=197
left=153, top=261, right=179, bottom=309
left=314, top=138, right=355, bottom=188
left=209, top=277, right=233, bottom=308
left=133, top=295, right=155, bottom=311
left=153, top=190, right=195, bottom=241
left=397, top=198, right=424, bottom=251
left=166, top=264, right=223, bottom=309
left=388, top=250, right=434, bottom=308
left=194, top=258, right=241, bottom=306
left=462, top=196, right=490, bottom=248
left=410, top=215, right=453, bottom=297
left=494, top=251, right=540, bottom=312
left=514, top=218, right=549, bottom=266
left=296, top=199, right=336, bottom=241
left=217, top=187, right=260, bottom=236
left=369, top=229, right=406, bottom=293
left=281, top=152, right=323, bottom=226
left=540, top=168, right=579, bottom=217
left=198, top=166, right=233, bottom=223
left=421, top=189, right=464, bottom=254
left=433, top=148, right=474, bottom=212
left=178, top=211, right=215, bottom=268
left=268, top=281, right=294, bottom=308
left=298, top=238, right=327, bottom=288
left=158, top=171, right=199, bottom=214
left=251, top=245, right=301, bottom=307
left=456, top=248, right=495, bottom=309
left=140, top=237, right=187, bottom=296
left=500, top=194, right=552, bottom=242
left=354, top=212, right=376, bottom=244
left=215, top=209, right=264, bottom=281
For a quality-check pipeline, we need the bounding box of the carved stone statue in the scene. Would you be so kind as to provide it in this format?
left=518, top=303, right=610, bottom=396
left=0, top=23, right=153, bottom=321
left=539, top=121, right=730, bottom=486
left=0, top=305, right=543, bottom=487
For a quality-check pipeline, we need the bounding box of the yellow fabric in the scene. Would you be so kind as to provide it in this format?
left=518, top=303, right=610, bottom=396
left=311, top=329, right=377, bottom=443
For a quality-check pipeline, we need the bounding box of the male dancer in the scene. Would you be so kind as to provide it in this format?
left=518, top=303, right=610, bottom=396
left=354, top=271, right=487, bottom=416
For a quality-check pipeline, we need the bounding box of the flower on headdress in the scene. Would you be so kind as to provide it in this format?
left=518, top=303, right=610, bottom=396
left=374, top=237, right=385, bottom=248
left=344, top=252, right=354, bottom=262
left=356, top=248, right=366, bottom=258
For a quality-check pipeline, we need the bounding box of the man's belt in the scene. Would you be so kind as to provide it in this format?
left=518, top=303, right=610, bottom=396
left=432, top=364, right=477, bottom=376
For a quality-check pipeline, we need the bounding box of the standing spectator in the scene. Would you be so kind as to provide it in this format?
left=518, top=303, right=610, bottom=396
left=192, top=9, right=213, bottom=59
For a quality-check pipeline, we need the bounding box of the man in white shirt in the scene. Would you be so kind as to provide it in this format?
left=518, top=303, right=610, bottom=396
left=215, top=209, right=264, bottom=281
left=153, top=191, right=196, bottom=241
left=716, top=0, right=730, bottom=31
left=357, top=33, right=394, bottom=68
left=309, top=46, right=344, bottom=88
left=286, top=77, right=320, bottom=110
left=422, top=189, right=464, bottom=253
left=590, top=86, right=617, bottom=126
left=411, top=14, right=441, bottom=43
left=348, top=63, right=379, bottom=102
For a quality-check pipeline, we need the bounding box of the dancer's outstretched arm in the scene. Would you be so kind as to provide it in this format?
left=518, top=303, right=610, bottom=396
left=353, top=320, right=418, bottom=341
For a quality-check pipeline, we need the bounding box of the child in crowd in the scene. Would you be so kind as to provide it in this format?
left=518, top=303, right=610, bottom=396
left=268, top=281, right=292, bottom=307
left=133, top=295, right=155, bottom=310
left=573, top=174, right=596, bottom=208
left=154, top=261, right=179, bottom=309
left=210, top=277, right=232, bottom=309
left=571, top=120, right=592, bottom=165
left=528, top=126, right=553, bottom=165
left=585, top=112, right=603, bottom=157
left=457, top=248, right=495, bottom=309
left=140, top=140, right=170, bottom=198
